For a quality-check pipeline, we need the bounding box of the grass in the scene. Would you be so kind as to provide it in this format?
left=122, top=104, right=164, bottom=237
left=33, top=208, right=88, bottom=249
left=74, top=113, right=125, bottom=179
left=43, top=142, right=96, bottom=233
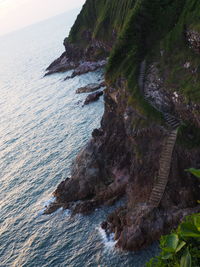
left=68, top=0, right=200, bottom=121
left=158, top=0, right=200, bottom=102
left=106, top=0, right=186, bottom=121
left=68, top=0, right=136, bottom=45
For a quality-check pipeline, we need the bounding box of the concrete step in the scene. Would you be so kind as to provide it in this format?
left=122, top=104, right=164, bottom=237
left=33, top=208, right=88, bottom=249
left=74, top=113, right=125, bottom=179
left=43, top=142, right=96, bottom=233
left=152, top=189, right=164, bottom=195
left=159, top=172, right=170, bottom=177
left=166, top=141, right=176, bottom=145
left=153, top=186, right=165, bottom=190
left=150, top=195, right=162, bottom=201
left=151, top=189, right=164, bottom=194
left=166, top=121, right=179, bottom=126
left=150, top=198, right=162, bottom=203
left=156, top=181, right=166, bottom=185
left=166, top=138, right=177, bottom=142
left=157, top=183, right=167, bottom=187
left=151, top=193, right=163, bottom=198
left=169, top=122, right=180, bottom=126
left=158, top=182, right=167, bottom=186
left=158, top=178, right=167, bottom=182
left=157, top=176, right=167, bottom=181
left=150, top=195, right=163, bottom=200
left=160, top=164, right=171, bottom=169
left=166, top=140, right=176, bottom=143
left=166, top=118, right=179, bottom=122
left=159, top=167, right=170, bottom=173
left=153, top=186, right=165, bottom=191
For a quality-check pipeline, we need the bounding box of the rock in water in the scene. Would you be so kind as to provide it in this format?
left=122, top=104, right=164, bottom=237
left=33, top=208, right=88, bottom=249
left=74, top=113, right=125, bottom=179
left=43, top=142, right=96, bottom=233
left=76, top=82, right=105, bottom=94
left=64, top=60, right=107, bottom=80
left=44, top=52, right=78, bottom=76
left=84, top=91, right=104, bottom=105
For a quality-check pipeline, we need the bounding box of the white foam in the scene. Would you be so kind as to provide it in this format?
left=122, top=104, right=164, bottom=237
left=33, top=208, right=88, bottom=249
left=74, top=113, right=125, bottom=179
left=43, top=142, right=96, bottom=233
left=37, top=208, right=46, bottom=216
left=97, top=226, right=117, bottom=250
left=37, top=196, right=56, bottom=216
left=54, top=207, right=64, bottom=214
left=43, top=196, right=56, bottom=207
left=63, top=209, right=70, bottom=216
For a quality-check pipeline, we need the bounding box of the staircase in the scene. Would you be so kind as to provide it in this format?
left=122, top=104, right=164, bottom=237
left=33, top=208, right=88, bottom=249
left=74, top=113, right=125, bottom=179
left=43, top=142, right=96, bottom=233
left=138, top=60, right=181, bottom=207
left=138, top=60, right=146, bottom=90
left=163, top=113, right=180, bottom=129
left=148, top=128, right=178, bottom=207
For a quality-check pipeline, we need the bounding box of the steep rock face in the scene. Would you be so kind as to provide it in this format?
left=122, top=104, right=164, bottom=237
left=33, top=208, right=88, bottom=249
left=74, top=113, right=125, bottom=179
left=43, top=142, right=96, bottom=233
left=186, top=29, right=200, bottom=54
left=45, top=0, right=200, bottom=251
left=46, top=76, right=200, bottom=250
left=45, top=0, right=136, bottom=75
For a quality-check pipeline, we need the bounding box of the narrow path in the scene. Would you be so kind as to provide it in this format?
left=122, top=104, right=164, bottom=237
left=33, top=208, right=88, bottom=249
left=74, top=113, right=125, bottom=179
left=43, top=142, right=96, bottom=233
left=138, top=60, right=180, bottom=207
left=149, top=128, right=178, bottom=206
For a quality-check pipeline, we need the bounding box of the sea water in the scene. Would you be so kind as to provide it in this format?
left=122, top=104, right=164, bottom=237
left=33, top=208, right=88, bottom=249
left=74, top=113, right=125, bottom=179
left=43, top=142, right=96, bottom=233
left=0, top=9, right=158, bottom=267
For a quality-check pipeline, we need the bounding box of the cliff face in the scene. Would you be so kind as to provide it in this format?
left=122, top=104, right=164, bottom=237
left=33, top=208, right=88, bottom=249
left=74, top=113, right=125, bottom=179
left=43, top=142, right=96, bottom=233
left=46, top=0, right=136, bottom=75
left=46, top=0, right=200, bottom=251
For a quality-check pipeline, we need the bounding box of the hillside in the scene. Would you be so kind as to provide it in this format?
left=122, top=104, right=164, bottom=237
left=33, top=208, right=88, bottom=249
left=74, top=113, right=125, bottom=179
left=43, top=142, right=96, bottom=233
left=45, top=0, right=200, bottom=251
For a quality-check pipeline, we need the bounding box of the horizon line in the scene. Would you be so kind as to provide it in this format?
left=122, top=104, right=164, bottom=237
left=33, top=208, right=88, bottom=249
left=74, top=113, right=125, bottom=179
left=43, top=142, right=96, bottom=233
left=0, top=7, right=81, bottom=38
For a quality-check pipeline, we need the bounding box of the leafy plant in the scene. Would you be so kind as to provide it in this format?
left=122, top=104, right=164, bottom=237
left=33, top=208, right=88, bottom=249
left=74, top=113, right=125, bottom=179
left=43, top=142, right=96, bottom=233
left=146, top=213, right=200, bottom=267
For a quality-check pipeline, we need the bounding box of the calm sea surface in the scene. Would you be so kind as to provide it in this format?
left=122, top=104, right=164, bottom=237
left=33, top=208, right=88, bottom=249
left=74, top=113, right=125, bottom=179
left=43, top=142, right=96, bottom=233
left=0, top=10, right=158, bottom=267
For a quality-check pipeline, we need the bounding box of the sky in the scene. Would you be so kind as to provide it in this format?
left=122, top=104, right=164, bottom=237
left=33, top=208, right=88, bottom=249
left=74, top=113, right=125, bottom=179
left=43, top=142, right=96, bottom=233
left=0, top=0, right=85, bottom=36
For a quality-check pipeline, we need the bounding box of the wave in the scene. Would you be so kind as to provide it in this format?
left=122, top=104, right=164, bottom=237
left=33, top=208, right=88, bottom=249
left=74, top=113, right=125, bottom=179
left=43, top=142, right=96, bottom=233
left=97, top=226, right=117, bottom=250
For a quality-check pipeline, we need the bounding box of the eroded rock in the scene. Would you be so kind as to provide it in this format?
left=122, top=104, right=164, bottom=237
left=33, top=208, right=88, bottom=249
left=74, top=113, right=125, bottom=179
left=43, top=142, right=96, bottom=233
left=45, top=52, right=79, bottom=76
left=64, top=60, right=107, bottom=80
left=186, top=29, right=200, bottom=54
left=76, top=82, right=105, bottom=94
left=84, top=91, right=104, bottom=105
left=45, top=81, right=200, bottom=251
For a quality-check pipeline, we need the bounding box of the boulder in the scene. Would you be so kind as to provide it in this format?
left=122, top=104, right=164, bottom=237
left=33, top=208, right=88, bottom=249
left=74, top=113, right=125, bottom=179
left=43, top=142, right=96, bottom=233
left=76, top=82, right=105, bottom=94
left=84, top=91, right=104, bottom=105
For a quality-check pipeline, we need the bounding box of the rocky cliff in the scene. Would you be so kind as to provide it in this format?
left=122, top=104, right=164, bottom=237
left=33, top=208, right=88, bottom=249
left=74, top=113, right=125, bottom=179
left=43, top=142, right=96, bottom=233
left=45, top=0, right=200, bottom=251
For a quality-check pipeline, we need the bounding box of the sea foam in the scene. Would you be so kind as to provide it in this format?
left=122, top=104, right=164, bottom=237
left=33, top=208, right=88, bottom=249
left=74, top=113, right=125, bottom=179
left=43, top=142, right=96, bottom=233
left=97, top=226, right=117, bottom=250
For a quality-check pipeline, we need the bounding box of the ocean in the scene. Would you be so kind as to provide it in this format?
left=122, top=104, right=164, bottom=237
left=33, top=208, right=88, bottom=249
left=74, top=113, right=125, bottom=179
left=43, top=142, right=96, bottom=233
left=0, top=9, right=158, bottom=267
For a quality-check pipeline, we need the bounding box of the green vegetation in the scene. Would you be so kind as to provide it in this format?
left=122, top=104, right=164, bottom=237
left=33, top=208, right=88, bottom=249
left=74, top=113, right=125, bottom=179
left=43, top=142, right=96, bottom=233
left=106, top=0, right=186, bottom=119
left=158, top=0, right=200, bottom=102
left=107, top=0, right=185, bottom=79
left=68, top=0, right=200, bottom=119
left=147, top=169, right=200, bottom=266
left=68, top=0, right=136, bottom=45
left=146, top=213, right=200, bottom=267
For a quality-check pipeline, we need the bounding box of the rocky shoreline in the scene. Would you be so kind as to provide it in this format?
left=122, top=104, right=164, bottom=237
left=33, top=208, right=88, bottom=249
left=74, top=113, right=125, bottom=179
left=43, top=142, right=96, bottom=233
left=45, top=53, right=200, bottom=250
left=44, top=3, right=200, bottom=251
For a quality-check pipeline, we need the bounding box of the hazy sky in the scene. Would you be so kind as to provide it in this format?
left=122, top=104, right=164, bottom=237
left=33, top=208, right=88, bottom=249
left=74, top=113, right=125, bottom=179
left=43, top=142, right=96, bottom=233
left=0, top=0, right=85, bottom=36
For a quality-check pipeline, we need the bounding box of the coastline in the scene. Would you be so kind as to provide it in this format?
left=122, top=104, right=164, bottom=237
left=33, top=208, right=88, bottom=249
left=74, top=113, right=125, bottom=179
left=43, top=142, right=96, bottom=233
left=44, top=0, right=200, bottom=252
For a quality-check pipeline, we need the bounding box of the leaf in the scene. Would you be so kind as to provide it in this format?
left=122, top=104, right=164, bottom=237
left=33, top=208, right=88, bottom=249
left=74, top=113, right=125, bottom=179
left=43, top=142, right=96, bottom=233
left=185, top=168, right=200, bottom=179
left=175, top=241, right=186, bottom=253
left=193, top=215, right=200, bottom=232
left=180, top=249, right=191, bottom=267
left=161, top=252, right=173, bottom=260
left=179, top=221, right=200, bottom=238
left=163, top=234, right=179, bottom=251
